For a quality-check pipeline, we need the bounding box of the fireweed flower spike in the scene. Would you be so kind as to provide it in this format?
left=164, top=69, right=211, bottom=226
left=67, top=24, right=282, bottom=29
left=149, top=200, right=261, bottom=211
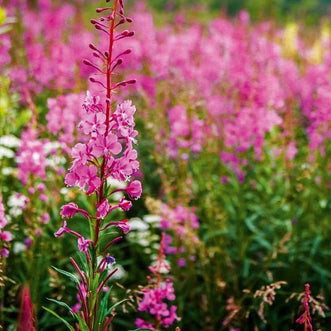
left=296, top=284, right=314, bottom=331
left=52, top=1, right=142, bottom=329
left=135, top=233, right=180, bottom=330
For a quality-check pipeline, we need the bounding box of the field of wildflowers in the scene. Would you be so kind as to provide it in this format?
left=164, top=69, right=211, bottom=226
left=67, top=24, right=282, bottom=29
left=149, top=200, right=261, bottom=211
left=0, top=0, right=331, bottom=330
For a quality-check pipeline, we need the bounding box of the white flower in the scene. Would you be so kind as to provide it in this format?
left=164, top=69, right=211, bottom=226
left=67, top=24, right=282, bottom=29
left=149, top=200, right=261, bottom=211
left=129, top=217, right=149, bottom=231
left=111, top=192, right=123, bottom=201
left=1, top=167, right=14, bottom=175
left=8, top=193, right=29, bottom=216
left=43, top=141, right=61, bottom=154
left=13, top=242, right=26, bottom=254
left=111, top=264, right=127, bottom=280
left=143, top=214, right=161, bottom=224
left=107, top=178, right=126, bottom=188
left=0, top=135, right=21, bottom=148
left=0, top=146, right=14, bottom=158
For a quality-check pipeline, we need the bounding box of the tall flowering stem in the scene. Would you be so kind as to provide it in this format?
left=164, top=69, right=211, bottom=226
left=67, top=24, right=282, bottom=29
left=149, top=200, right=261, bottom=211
left=135, top=233, right=180, bottom=330
left=296, top=284, right=314, bottom=331
left=53, top=1, right=141, bottom=330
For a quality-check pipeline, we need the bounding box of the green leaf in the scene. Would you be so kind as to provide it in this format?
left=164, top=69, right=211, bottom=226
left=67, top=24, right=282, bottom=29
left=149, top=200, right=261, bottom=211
left=105, top=298, right=128, bottom=315
left=47, top=298, right=73, bottom=313
left=42, top=306, right=75, bottom=331
left=52, top=266, right=80, bottom=284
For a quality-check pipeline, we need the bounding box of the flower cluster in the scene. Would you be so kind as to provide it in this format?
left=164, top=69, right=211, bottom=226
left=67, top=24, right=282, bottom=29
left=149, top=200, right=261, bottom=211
left=16, top=128, right=48, bottom=186
left=0, top=196, right=12, bottom=257
left=167, top=105, right=205, bottom=159
left=46, top=93, right=85, bottom=145
left=159, top=204, right=199, bottom=266
left=296, top=284, right=314, bottom=331
left=136, top=234, right=179, bottom=329
left=53, top=1, right=142, bottom=329
left=63, top=96, right=140, bottom=196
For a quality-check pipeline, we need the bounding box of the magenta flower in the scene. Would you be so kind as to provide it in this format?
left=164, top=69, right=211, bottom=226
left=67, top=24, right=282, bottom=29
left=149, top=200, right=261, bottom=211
left=119, top=198, right=132, bottom=211
left=103, top=220, right=130, bottom=234
left=126, top=180, right=142, bottom=199
left=54, top=221, right=68, bottom=237
left=78, top=112, right=106, bottom=137
left=41, top=213, right=50, bottom=223
left=84, top=165, right=102, bottom=194
left=97, top=199, right=111, bottom=219
left=82, top=91, right=103, bottom=113
left=37, top=183, right=46, bottom=192
left=53, top=1, right=142, bottom=328
left=71, top=143, right=92, bottom=165
left=66, top=164, right=101, bottom=195
left=1, top=248, right=9, bottom=257
left=134, top=318, right=153, bottom=330
left=93, top=133, right=122, bottom=158
left=61, top=202, right=90, bottom=219
left=0, top=231, right=13, bottom=242
left=77, top=237, right=93, bottom=253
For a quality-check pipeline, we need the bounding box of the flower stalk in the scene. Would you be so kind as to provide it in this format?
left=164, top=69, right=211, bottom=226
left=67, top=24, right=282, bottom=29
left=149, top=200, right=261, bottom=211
left=53, top=1, right=141, bottom=329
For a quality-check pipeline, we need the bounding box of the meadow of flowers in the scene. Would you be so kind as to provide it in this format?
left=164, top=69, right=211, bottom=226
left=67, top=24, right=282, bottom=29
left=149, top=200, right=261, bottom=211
left=0, top=0, right=331, bottom=330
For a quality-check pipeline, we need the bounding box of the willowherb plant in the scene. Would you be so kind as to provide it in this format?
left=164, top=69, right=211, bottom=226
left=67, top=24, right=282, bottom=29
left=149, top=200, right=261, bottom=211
left=293, top=283, right=327, bottom=331
left=135, top=233, right=180, bottom=330
left=52, top=0, right=142, bottom=329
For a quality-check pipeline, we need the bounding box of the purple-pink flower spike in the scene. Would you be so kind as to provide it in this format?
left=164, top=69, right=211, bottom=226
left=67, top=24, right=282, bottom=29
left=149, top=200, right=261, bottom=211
left=53, top=1, right=142, bottom=329
left=296, top=284, right=314, bottom=331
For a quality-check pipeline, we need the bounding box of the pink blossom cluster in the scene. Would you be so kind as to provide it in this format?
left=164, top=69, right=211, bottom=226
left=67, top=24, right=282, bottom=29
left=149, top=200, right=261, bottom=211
left=0, top=34, right=11, bottom=72
left=160, top=204, right=199, bottom=263
left=0, top=196, right=12, bottom=257
left=16, top=128, right=62, bottom=186
left=166, top=105, right=205, bottom=159
left=136, top=281, right=179, bottom=329
left=46, top=93, right=85, bottom=145
left=63, top=95, right=140, bottom=195
left=300, top=67, right=331, bottom=156
left=16, top=128, right=48, bottom=186
left=296, top=283, right=313, bottom=331
left=136, top=234, right=179, bottom=329
left=7, top=0, right=93, bottom=95
left=53, top=2, right=144, bottom=326
left=98, top=9, right=300, bottom=180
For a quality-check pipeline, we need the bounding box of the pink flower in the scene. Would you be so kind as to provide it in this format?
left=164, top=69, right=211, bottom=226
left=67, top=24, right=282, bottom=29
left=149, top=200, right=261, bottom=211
left=55, top=221, right=68, bottom=237
left=84, top=165, right=102, bottom=194
left=134, top=318, right=153, bottom=330
left=119, top=198, right=132, bottom=211
left=61, top=202, right=90, bottom=219
left=1, top=231, right=13, bottom=242
left=41, top=213, right=50, bottom=223
left=177, top=258, right=186, bottom=267
left=71, top=143, right=92, bottom=165
left=103, top=220, right=130, bottom=234
left=28, top=187, right=35, bottom=194
left=126, top=180, right=142, bottom=199
left=1, top=248, right=9, bottom=257
left=0, top=196, right=7, bottom=229
left=97, top=199, right=111, bottom=219
left=82, top=91, right=103, bottom=113
left=66, top=165, right=101, bottom=195
left=93, top=133, right=122, bottom=158
left=39, top=194, right=48, bottom=202
left=37, top=183, right=46, bottom=192
left=78, top=112, right=106, bottom=137
left=78, top=236, right=93, bottom=253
